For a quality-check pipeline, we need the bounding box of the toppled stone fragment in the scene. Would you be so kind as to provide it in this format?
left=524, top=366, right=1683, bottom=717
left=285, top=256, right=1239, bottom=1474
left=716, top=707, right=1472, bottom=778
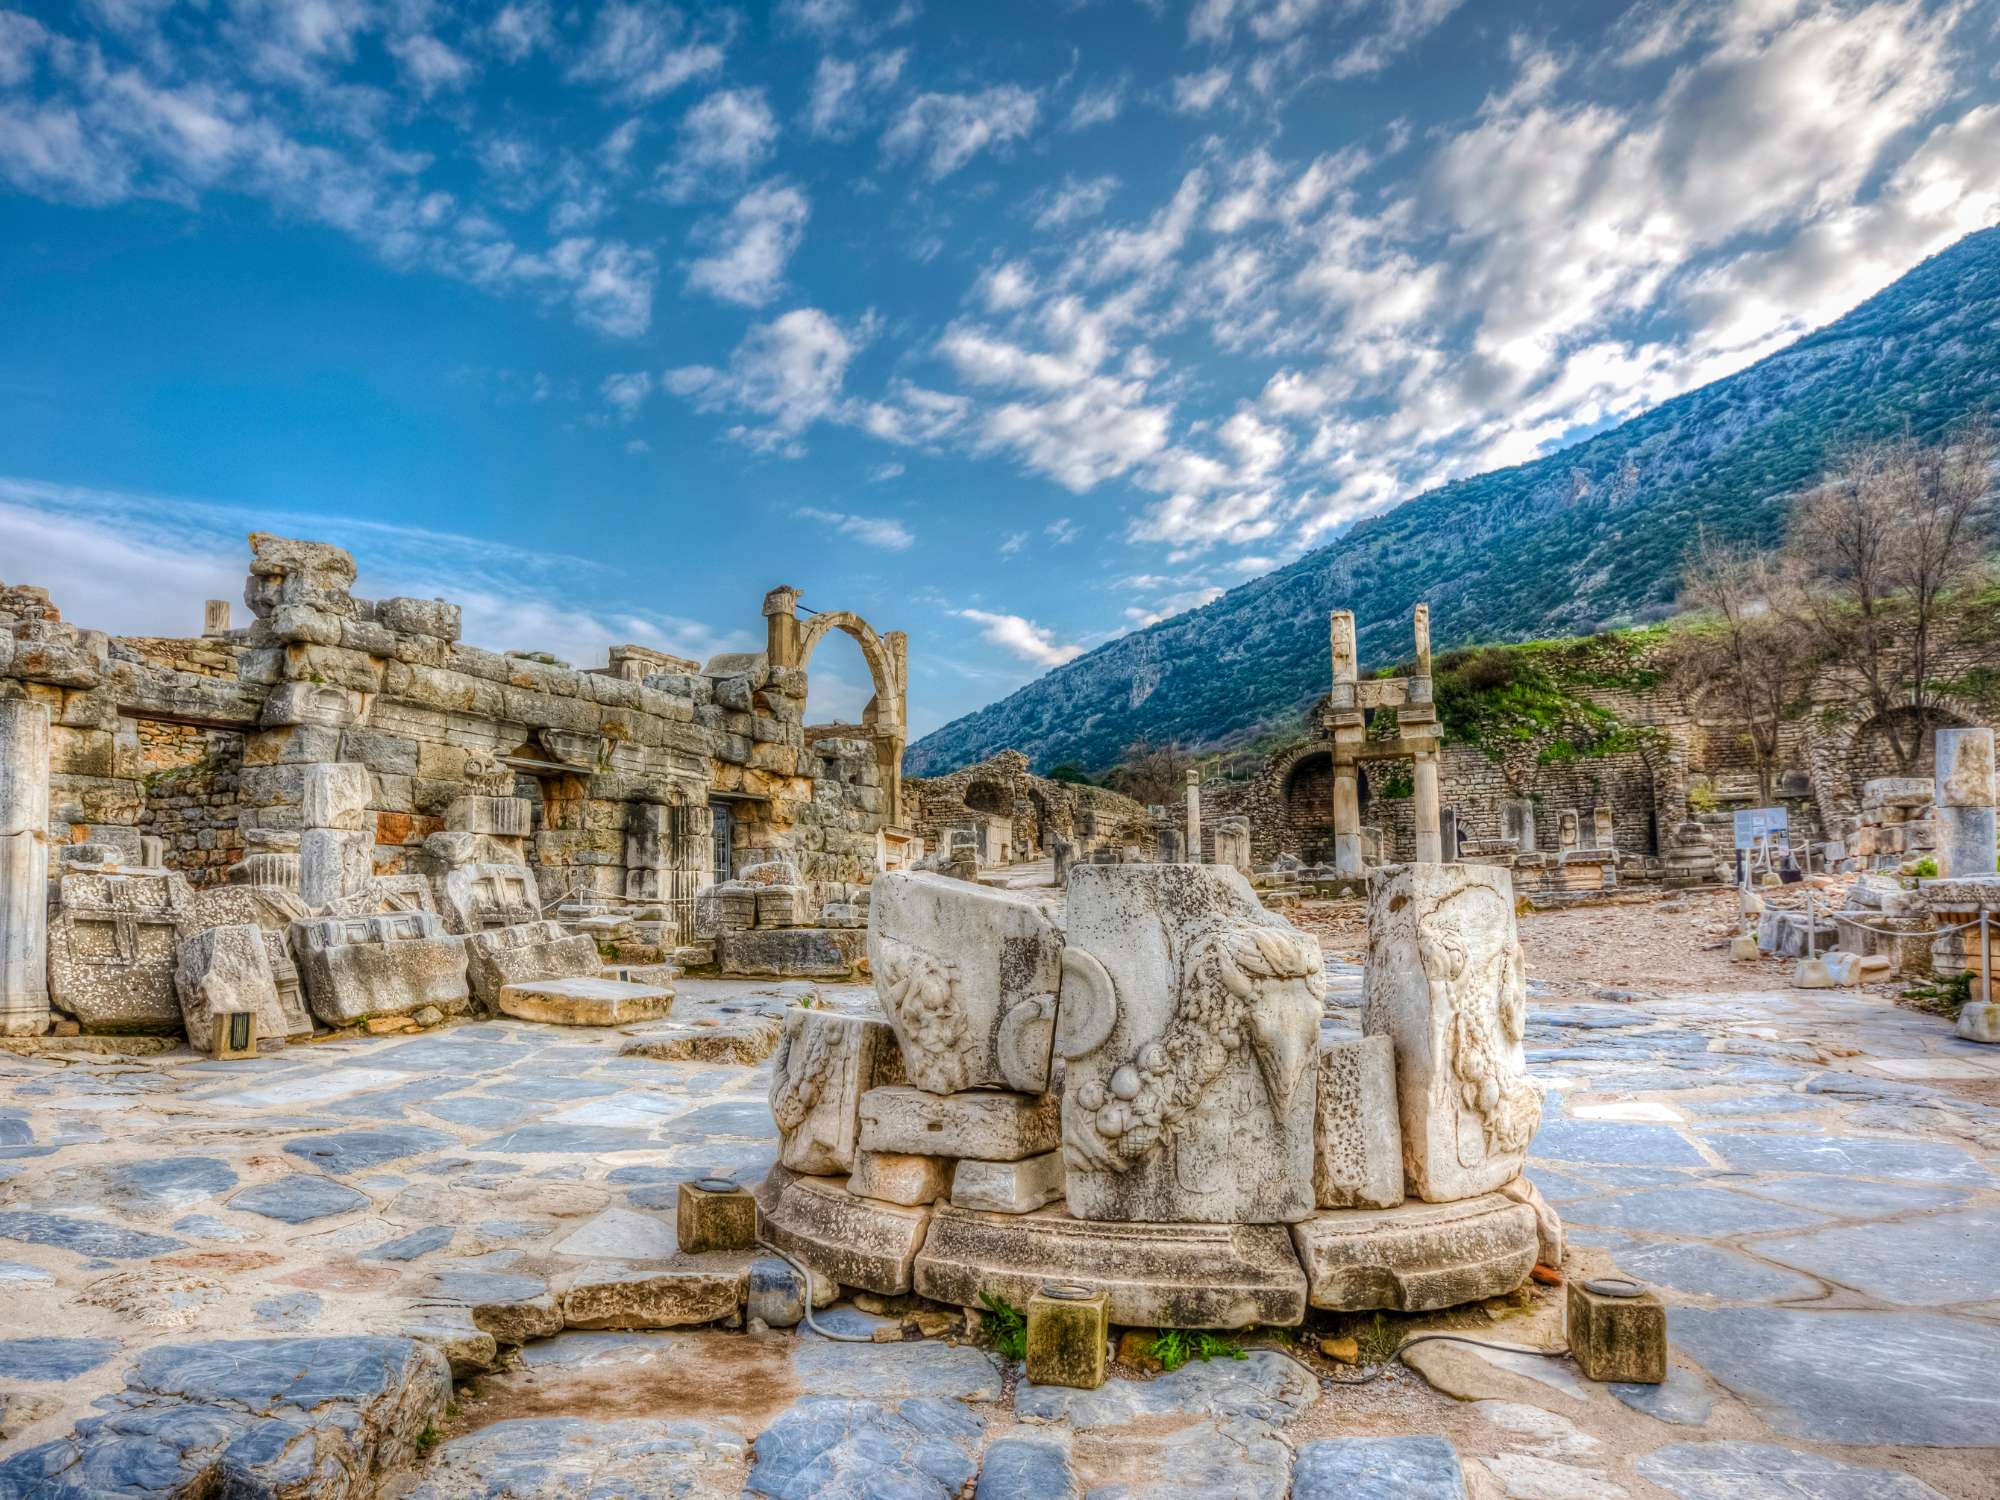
left=496, top=976, right=673, bottom=1027
left=859, top=1086, right=1059, bottom=1162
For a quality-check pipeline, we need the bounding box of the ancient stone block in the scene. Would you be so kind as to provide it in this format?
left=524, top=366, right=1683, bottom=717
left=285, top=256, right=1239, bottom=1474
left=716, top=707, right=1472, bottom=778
left=464, top=920, right=600, bottom=1008
left=1213, top=817, right=1253, bottom=873
left=715, top=927, right=866, bottom=979
left=561, top=1267, right=744, bottom=1330
left=755, top=885, right=807, bottom=928
left=300, top=828, right=372, bottom=908
left=303, top=762, right=371, bottom=831
left=1935, top=728, right=1997, bottom=878
left=0, top=697, right=50, bottom=1037
left=1057, top=864, right=1324, bottom=1224
left=174, top=924, right=292, bottom=1056
left=769, top=1009, right=906, bottom=1176
left=1290, top=1193, right=1538, bottom=1311
left=47, top=870, right=197, bottom=1033
left=446, top=795, right=531, bottom=838
left=859, top=1086, right=1059, bottom=1161
left=869, top=871, right=1065, bottom=1095
left=440, top=862, right=541, bottom=934
left=496, top=976, right=673, bottom=1026
left=951, top=1150, right=1064, bottom=1214
left=1314, top=1036, right=1404, bottom=1210
left=378, top=596, right=462, bottom=641
left=1364, top=863, right=1542, bottom=1203
left=1567, top=1277, right=1667, bottom=1383
left=754, top=1166, right=930, bottom=1296
left=1025, top=1285, right=1108, bottom=1390
left=677, top=1179, right=760, bottom=1254
left=261, top=680, right=364, bottom=730
left=914, top=1205, right=1308, bottom=1329
left=849, top=1149, right=956, bottom=1207
left=292, top=910, right=471, bottom=1025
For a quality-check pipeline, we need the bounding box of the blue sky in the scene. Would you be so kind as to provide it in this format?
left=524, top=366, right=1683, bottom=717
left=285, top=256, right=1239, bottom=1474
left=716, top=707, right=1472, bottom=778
left=3, top=0, right=1998, bottom=735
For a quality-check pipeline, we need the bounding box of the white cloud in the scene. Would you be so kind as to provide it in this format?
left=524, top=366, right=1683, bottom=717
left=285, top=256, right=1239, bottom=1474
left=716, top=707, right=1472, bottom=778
left=488, top=2, right=553, bottom=62
left=600, top=370, right=654, bottom=419
left=956, top=608, right=1084, bottom=668
left=1332, top=0, right=1464, bottom=78
left=1030, top=173, right=1119, bottom=230
left=999, top=530, right=1029, bottom=556
left=805, top=48, right=906, bottom=138
left=658, top=87, right=777, bottom=200
left=665, top=307, right=860, bottom=452
left=1171, top=67, right=1231, bottom=114
left=388, top=32, right=473, bottom=96
left=1044, top=516, right=1081, bottom=544
left=975, top=260, right=1037, bottom=312
left=567, top=0, right=726, bottom=101
left=1066, top=78, right=1126, bottom=130
left=686, top=179, right=809, bottom=306
left=883, top=86, right=1038, bottom=179
left=795, top=506, right=916, bottom=550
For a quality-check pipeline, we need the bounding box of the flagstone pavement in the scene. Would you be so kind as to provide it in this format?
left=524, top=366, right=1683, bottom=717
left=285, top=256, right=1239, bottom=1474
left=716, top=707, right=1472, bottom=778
left=0, top=969, right=1995, bottom=1498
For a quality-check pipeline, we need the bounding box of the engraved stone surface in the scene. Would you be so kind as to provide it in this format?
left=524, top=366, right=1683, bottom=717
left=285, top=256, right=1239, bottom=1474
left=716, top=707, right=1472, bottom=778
left=464, top=921, right=603, bottom=1009
left=47, top=870, right=197, bottom=1034
left=868, top=872, right=1064, bottom=1095
left=1058, top=864, right=1324, bottom=1224
left=1364, top=863, right=1542, bottom=1203
left=769, top=1009, right=907, bottom=1176
left=1313, top=1035, right=1403, bottom=1209
left=293, top=910, right=472, bottom=1025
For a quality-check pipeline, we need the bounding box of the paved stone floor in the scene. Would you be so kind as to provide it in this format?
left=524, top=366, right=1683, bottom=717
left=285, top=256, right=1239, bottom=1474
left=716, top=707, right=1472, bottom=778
left=1, top=964, right=1996, bottom=1498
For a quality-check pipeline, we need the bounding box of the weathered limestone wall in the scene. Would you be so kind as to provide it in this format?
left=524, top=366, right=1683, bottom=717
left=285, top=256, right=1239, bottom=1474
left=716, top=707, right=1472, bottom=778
left=908, top=750, right=1152, bottom=865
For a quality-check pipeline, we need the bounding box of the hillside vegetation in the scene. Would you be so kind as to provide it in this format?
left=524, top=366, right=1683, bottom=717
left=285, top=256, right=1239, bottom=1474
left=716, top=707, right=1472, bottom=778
left=908, top=228, right=2000, bottom=776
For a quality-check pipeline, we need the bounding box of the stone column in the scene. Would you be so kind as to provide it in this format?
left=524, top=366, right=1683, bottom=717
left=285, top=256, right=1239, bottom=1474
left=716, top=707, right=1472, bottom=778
left=1185, top=768, right=1201, bottom=864
left=0, top=698, right=51, bottom=1036
left=1332, top=768, right=1362, bottom=875
left=1412, top=752, right=1443, bottom=864
left=1935, top=728, right=1997, bottom=878
left=763, top=586, right=801, bottom=670
left=1413, top=602, right=1432, bottom=679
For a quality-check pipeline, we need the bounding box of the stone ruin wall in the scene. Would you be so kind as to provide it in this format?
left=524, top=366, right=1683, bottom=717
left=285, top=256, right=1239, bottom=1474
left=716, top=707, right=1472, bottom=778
left=1, top=534, right=904, bottom=931
left=907, top=750, right=1153, bottom=863
left=1201, top=633, right=2000, bottom=871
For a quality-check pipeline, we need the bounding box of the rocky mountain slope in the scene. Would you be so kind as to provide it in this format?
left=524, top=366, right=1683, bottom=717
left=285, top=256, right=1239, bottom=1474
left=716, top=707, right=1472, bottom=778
left=909, top=227, right=2000, bottom=775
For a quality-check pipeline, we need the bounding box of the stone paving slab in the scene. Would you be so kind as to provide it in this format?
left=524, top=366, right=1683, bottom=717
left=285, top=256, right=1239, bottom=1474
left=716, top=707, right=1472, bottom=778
left=0, top=977, right=1995, bottom=1499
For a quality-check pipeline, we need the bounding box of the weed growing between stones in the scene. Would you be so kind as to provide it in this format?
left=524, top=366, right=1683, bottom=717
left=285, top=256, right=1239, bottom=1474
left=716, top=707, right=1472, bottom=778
left=979, top=1293, right=1026, bottom=1360
left=1902, top=968, right=1973, bottom=1017
left=1149, top=1330, right=1246, bottom=1372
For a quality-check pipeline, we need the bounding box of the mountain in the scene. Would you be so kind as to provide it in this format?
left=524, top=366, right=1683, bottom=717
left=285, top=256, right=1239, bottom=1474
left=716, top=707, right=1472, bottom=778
left=908, top=228, right=2000, bottom=777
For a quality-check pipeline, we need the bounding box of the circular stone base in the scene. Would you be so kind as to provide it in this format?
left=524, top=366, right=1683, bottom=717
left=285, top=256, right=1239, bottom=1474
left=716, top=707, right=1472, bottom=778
left=756, top=1167, right=1542, bottom=1329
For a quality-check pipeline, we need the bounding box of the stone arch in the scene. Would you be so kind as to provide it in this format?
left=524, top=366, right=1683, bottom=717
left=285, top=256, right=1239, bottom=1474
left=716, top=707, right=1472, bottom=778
left=797, top=610, right=903, bottom=734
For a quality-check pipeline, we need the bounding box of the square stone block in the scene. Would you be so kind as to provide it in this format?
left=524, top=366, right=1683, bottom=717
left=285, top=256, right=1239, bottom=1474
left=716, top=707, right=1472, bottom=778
left=951, top=1151, right=1065, bottom=1214
left=859, top=1086, right=1060, bottom=1161
left=464, top=921, right=601, bottom=1009
left=849, top=1149, right=956, bottom=1207
left=676, top=1180, right=759, bottom=1254
left=1567, top=1277, right=1667, bottom=1384
left=1026, top=1285, right=1109, bottom=1390
left=208, top=1008, right=259, bottom=1061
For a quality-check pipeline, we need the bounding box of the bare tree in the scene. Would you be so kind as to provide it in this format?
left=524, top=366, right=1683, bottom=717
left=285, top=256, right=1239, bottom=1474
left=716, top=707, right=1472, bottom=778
left=1786, top=419, right=1998, bottom=770
left=1106, top=738, right=1193, bottom=807
left=1676, top=527, right=1821, bottom=802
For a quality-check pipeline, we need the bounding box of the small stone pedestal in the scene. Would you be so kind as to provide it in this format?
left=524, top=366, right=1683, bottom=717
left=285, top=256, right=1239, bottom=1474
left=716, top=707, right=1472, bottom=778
left=209, top=1009, right=259, bottom=1061
left=1025, top=1284, right=1109, bottom=1390
left=1958, top=1002, right=2000, bottom=1045
left=1567, top=1277, right=1665, bottom=1384
left=677, top=1179, right=758, bottom=1254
